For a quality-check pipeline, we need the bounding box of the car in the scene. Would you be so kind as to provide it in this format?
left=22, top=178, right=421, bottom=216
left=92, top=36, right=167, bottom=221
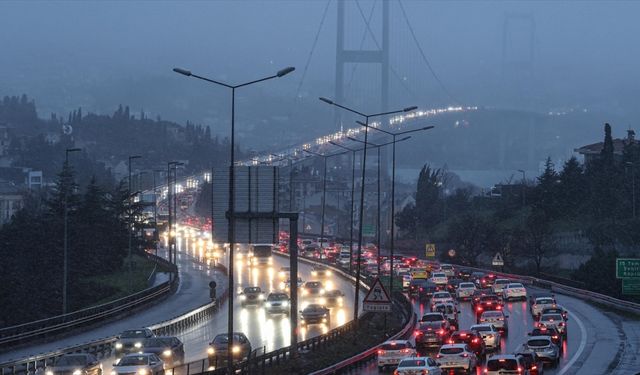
left=376, top=340, right=417, bottom=370
left=140, top=337, right=184, bottom=365
left=538, top=313, right=567, bottom=337
left=300, top=304, right=330, bottom=326
left=420, top=312, right=449, bottom=329
left=239, top=286, right=265, bottom=307
left=515, top=351, right=545, bottom=375
left=401, top=273, right=412, bottom=291
left=541, top=305, right=568, bottom=321
left=448, top=330, right=486, bottom=359
left=475, top=295, right=504, bottom=316
left=485, top=354, right=530, bottom=375
left=470, top=271, right=485, bottom=285
left=471, top=289, right=496, bottom=309
left=414, top=321, right=450, bottom=348
left=492, top=278, right=512, bottom=294
left=479, top=310, right=509, bottom=334
left=282, top=276, right=303, bottom=292
left=302, top=245, right=319, bottom=257
left=530, top=327, right=563, bottom=350
left=478, top=273, right=497, bottom=288
left=337, top=253, right=351, bottom=268
left=435, top=344, right=478, bottom=373
left=207, top=332, right=252, bottom=367
left=408, top=278, right=429, bottom=297
left=530, top=297, right=557, bottom=318
left=278, top=266, right=290, bottom=279
left=45, top=354, right=102, bottom=375
left=302, top=281, right=325, bottom=297
left=470, top=323, right=501, bottom=350
left=111, top=354, right=164, bottom=375
left=456, top=282, right=477, bottom=300
left=440, top=264, right=456, bottom=277
left=394, top=357, right=442, bottom=375
left=523, top=336, right=560, bottom=367
left=431, top=291, right=455, bottom=307
left=502, top=282, right=527, bottom=301
left=430, top=272, right=448, bottom=286
left=265, top=292, right=290, bottom=315
left=446, top=278, right=464, bottom=294
left=410, top=267, right=429, bottom=280
left=458, top=268, right=473, bottom=281
left=432, top=302, right=459, bottom=330
left=311, top=265, right=332, bottom=278
left=322, top=289, right=344, bottom=306
left=115, top=329, right=155, bottom=354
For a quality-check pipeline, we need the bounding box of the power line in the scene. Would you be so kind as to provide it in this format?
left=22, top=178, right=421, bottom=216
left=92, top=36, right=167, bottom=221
left=295, top=0, right=332, bottom=99
left=397, top=0, right=461, bottom=105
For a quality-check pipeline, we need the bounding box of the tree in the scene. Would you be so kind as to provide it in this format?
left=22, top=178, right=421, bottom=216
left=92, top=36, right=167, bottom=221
left=445, top=212, right=494, bottom=266
left=557, top=156, right=585, bottom=217
left=415, top=164, right=443, bottom=233
left=395, top=203, right=417, bottom=239
left=533, top=157, right=559, bottom=219
left=520, top=210, right=556, bottom=275
left=572, top=247, right=621, bottom=298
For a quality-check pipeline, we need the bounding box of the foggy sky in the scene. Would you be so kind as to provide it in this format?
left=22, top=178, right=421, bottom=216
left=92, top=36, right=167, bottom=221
left=2, top=0, right=640, bottom=137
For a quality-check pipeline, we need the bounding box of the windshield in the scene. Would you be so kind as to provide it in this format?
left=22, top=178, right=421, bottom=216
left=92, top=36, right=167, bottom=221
left=459, top=283, right=475, bottom=288
left=212, top=335, right=230, bottom=344
left=528, top=339, right=551, bottom=347
left=495, top=279, right=510, bottom=285
left=487, top=359, right=518, bottom=371
left=440, top=347, right=464, bottom=355
left=433, top=293, right=450, bottom=298
left=421, top=314, right=443, bottom=322
left=483, top=311, right=502, bottom=318
left=537, top=298, right=554, bottom=304
left=472, top=326, right=490, bottom=332
left=508, top=283, right=524, bottom=288
left=433, top=273, right=446, bottom=278
left=118, top=356, right=149, bottom=366
left=120, top=330, right=149, bottom=338
left=144, top=338, right=172, bottom=347
left=306, top=282, right=322, bottom=288
left=55, top=356, right=88, bottom=366
left=252, top=245, right=272, bottom=256
left=435, top=305, right=454, bottom=314
left=244, top=287, right=261, bottom=293
left=268, top=293, right=288, bottom=301
left=398, top=360, right=425, bottom=368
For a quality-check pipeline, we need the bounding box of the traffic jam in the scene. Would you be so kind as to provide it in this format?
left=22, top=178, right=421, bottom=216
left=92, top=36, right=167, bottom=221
left=276, top=233, right=570, bottom=375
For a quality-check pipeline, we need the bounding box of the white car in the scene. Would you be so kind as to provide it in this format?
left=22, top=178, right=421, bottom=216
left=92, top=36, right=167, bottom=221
left=440, top=264, right=456, bottom=277
left=430, top=272, right=448, bottom=286
left=470, top=323, right=501, bottom=349
left=337, top=253, right=351, bottom=268
left=395, top=357, right=442, bottom=375
left=435, top=344, right=477, bottom=373
left=492, top=278, right=511, bottom=294
left=531, top=296, right=557, bottom=318
left=376, top=340, right=417, bottom=370
left=431, top=291, right=455, bottom=307
left=502, top=282, right=527, bottom=301
left=456, top=282, right=477, bottom=300
left=479, top=310, right=509, bottom=333
left=538, top=312, right=568, bottom=336
left=111, top=354, right=164, bottom=375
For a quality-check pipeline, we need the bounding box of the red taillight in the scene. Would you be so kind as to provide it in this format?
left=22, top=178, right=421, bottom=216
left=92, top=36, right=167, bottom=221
left=460, top=333, right=467, bottom=337
left=477, top=306, right=483, bottom=311
left=472, top=338, right=479, bottom=343
left=420, top=287, right=424, bottom=291
left=438, top=329, right=445, bottom=335
left=559, top=322, right=565, bottom=327
left=531, top=365, right=537, bottom=370
left=461, top=353, right=469, bottom=357
left=448, top=339, right=454, bottom=344
left=378, top=349, right=384, bottom=355
left=497, top=305, right=503, bottom=310
left=517, top=366, right=523, bottom=373
left=414, top=330, right=423, bottom=336
left=552, top=335, right=559, bottom=339
left=436, top=354, right=442, bottom=358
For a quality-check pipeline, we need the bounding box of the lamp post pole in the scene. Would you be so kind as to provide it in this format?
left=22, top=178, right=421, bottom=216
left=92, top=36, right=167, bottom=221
left=319, top=97, right=417, bottom=323
left=518, top=169, right=526, bottom=207
left=128, top=155, right=142, bottom=292
left=357, top=123, right=434, bottom=295
left=62, top=147, right=81, bottom=314
left=173, top=66, right=294, bottom=370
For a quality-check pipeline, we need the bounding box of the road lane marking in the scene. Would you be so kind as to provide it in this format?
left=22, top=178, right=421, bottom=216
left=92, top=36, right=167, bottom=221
left=558, top=309, right=587, bottom=375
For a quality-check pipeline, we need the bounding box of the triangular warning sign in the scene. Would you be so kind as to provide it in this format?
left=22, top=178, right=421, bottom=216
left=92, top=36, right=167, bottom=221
left=363, top=278, right=391, bottom=304
left=492, top=252, right=504, bottom=265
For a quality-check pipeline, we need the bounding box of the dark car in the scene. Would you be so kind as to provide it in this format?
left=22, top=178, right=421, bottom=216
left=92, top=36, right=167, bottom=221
left=141, top=336, right=184, bottom=365
left=239, top=286, right=265, bottom=307
left=448, top=330, right=486, bottom=359
left=471, top=289, right=495, bottom=309
left=458, top=268, right=473, bottom=281
left=114, top=329, right=155, bottom=355
left=446, top=278, right=463, bottom=294
left=208, top=332, right=251, bottom=367
left=408, top=279, right=429, bottom=297
left=44, top=354, right=102, bottom=375
left=475, top=295, right=504, bottom=317
left=414, top=321, right=449, bottom=349
left=516, top=351, right=545, bottom=375
left=530, top=326, right=563, bottom=351
left=541, top=306, right=568, bottom=321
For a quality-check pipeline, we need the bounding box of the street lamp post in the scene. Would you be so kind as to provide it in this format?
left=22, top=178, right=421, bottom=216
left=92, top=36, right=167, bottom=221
left=329, top=142, right=362, bottom=271
left=62, top=147, right=81, bottom=314
left=174, top=66, right=295, bottom=369
left=319, top=97, right=417, bottom=323
left=128, top=155, right=142, bottom=292
left=355, top=122, right=434, bottom=295
left=518, top=169, right=526, bottom=207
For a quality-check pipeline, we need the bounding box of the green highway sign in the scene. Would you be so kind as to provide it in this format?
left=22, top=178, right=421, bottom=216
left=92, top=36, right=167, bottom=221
left=622, top=278, right=640, bottom=295
left=362, top=224, right=375, bottom=237
left=616, top=258, right=640, bottom=279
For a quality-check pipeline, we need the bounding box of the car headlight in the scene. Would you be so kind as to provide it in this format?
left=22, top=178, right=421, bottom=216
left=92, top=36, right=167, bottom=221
left=318, top=298, right=326, bottom=305
left=265, top=302, right=272, bottom=307
left=337, top=297, right=343, bottom=303
left=302, top=290, right=308, bottom=296
left=115, top=343, right=123, bottom=349
left=110, top=371, right=117, bottom=375
left=282, top=301, right=289, bottom=307
left=240, top=295, right=246, bottom=300
left=163, top=349, right=172, bottom=357
left=73, top=370, right=82, bottom=375
left=46, top=371, right=54, bottom=375
left=311, top=271, right=317, bottom=276
left=134, top=342, right=142, bottom=348
left=320, top=289, right=325, bottom=295
left=208, top=347, right=215, bottom=355
left=322, top=318, right=327, bottom=323
left=326, top=270, right=332, bottom=275
left=232, top=346, right=240, bottom=354
left=259, top=294, right=264, bottom=300
left=137, top=369, right=147, bottom=375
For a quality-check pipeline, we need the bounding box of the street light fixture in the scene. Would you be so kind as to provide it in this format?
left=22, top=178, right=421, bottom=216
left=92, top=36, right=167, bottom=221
left=174, top=65, right=295, bottom=368
left=319, top=97, right=417, bottom=323
left=62, top=147, right=81, bottom=314
left=354, top=121, right=434, bottom=294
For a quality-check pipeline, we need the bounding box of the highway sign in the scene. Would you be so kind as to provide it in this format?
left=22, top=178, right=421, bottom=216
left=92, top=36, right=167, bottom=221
left=425, top=243, right=436, bottom=258
left=622, top=278, right=640, bottom=295
left=492, top=253, right=504, bottom=266
left=363, top=278, right=392, bottom=312
left=362, top=224, right=375, bottom=237
left=616, top=258, right=640, bottom=279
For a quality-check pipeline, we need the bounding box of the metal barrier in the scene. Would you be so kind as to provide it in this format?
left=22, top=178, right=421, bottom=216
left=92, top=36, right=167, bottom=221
left=0, top=253, right=178, bottom=350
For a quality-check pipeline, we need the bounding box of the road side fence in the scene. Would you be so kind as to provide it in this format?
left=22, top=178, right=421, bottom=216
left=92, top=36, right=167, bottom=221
left=0, top=253, right=178, bottom=351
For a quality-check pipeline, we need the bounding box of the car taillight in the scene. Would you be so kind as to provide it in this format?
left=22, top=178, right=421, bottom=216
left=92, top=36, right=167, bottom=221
left=461, top=353, right=468, bottom=357
left=420, top=287, right=424, bottom=291
left=531, top=365, right=537, bottom=370
left=438, top=329, right=445, bottom=335
left=517, top=367, right=523, bottom=373
left=378, top=349, right=384, bottom=355
left=414, top=330, right=423, bottom=336
left=448, top=339, right=454, bottom=344
left=401, top=349, right=410, bottom=353
left=476, top=306, right=483, bottom=311
left=497, top=317, right=504, bottom=321
left=559, top=322, right=565, bottom=327
left=436, top=354, right=442, bottom=358
left=472, top=338, right=479, bottom=343
left=497, top=305, right=503, bottom=310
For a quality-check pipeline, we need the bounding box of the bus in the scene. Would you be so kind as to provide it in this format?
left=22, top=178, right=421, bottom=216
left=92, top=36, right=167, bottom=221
left=249, top=244, right=274, bottom=266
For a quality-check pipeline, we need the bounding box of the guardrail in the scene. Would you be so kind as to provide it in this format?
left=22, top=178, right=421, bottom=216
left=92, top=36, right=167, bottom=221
left=0, top=253, right=178, bottom=351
